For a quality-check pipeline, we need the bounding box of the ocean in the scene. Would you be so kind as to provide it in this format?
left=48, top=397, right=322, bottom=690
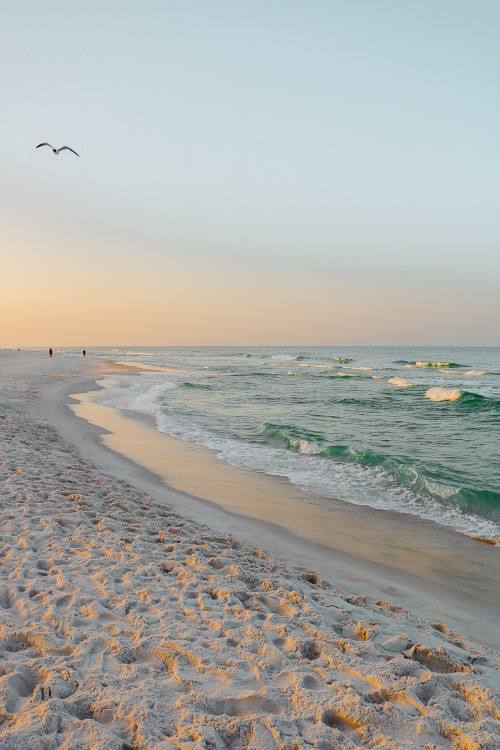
left=61, top=346, right=500, bottom=542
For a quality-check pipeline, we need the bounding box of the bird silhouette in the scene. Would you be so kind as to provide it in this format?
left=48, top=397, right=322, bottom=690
left=36, top=143, right=79, bottom=157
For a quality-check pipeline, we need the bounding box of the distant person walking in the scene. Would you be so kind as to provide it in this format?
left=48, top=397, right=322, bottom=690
left=49, top=347, right=53, bottom=358
left=83, top=350, right=86, bottom=357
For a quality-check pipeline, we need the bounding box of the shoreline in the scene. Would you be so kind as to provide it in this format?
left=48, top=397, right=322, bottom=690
left=37, top=357, right=500, bottom=647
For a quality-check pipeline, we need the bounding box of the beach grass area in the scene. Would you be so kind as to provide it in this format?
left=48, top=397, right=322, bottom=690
left=1, top=350, right=499, bottom=749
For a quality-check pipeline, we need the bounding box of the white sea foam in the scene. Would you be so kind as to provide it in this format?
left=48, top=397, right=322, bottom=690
left=131, top=381, right=178, bottom=412
left=388, top=377, right=417, bottom=387
left=425, top=387, right=463, bottom=402
left=406, top=361, right=451, bottom=368
left=343, top=366, right=373, bottom=370
left=96, top=373, right=180, bottom=415
left=288, top=438, right=322, bottom=455
left=422, top=477, right=461, bottom=499
left=296, top=363, right=333, bottom=369
left=439, top=368, right=486, bottom=377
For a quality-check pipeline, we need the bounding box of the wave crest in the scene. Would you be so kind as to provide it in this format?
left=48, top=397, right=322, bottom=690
left=262, top=423, right=325, bottom=454
left=425, top=388, right=499, bottom=407
left=404, top=361, right=465, bottom=369
left=425, top=387, right=463, bottom=402
left=388, top=377, right=417, bottom=387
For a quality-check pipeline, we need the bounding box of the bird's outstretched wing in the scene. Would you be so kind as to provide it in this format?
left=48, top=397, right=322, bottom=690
left=59, top=146, right=80, bottom=157
left=36, top=142, right=53, bottom=149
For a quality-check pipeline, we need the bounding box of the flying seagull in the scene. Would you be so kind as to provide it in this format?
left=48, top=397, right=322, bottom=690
left=36, top=142, right=79, bottom=157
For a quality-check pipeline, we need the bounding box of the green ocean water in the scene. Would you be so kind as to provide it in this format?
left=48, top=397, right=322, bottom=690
left=64, top=346, right=500, bottom=541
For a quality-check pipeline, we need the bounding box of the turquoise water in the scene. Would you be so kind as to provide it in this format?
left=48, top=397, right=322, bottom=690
left=63, top=346, right=500, bottom=541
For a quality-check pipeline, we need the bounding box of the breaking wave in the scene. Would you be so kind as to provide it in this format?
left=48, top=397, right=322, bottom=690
left=388, top=377, right=417, bottom=387
left=425, top=388, right=500, bottom=408
left=425, top=387, right=463, bottom=402
left=401, top=361, right=465, bottom=369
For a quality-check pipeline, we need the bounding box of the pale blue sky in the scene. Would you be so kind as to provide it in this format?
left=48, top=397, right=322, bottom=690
left=1, top=1, right=499, bottom=345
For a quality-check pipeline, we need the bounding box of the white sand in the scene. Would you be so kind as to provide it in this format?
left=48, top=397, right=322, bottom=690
left=1, top=351, right=499, bottom=749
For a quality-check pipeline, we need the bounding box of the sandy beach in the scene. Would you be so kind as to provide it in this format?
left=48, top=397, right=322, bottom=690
left=1, top=350, right=499, bottom=749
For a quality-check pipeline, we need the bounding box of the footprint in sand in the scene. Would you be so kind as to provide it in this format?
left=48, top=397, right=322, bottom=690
left=404, top=644, right=471, bottom=673
left=302, top=674, right=322, bottom=690
left=1, top=670, right=38, bottom=714
left=207, top=694, right=284, bottom=717
left=299, top=640, right=323, bottom=661
left=55, top=593, right=74, bottom=610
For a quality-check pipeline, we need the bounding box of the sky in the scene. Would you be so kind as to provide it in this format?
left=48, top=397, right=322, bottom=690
left=1, top=0, right=499, bottom=347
